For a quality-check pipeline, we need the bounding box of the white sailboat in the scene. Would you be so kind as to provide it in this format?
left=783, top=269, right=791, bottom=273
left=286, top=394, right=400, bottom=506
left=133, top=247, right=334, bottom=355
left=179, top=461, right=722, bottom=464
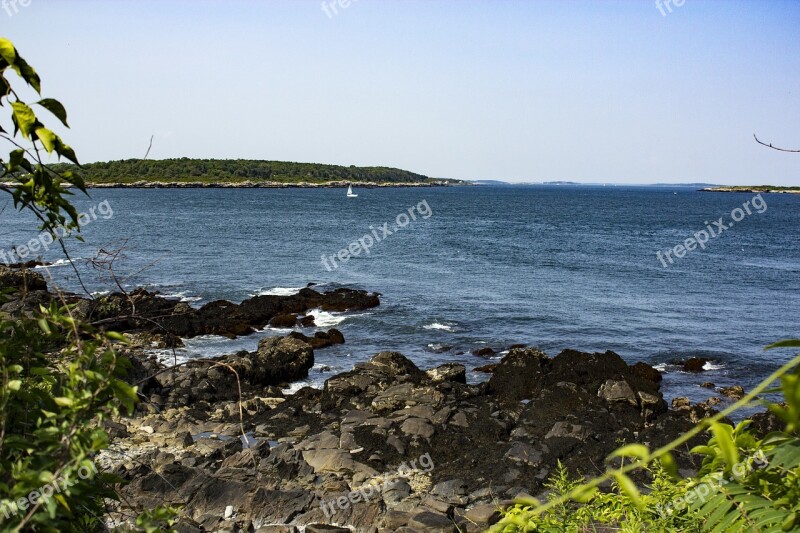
left=347, top=184, right=358, bottom=198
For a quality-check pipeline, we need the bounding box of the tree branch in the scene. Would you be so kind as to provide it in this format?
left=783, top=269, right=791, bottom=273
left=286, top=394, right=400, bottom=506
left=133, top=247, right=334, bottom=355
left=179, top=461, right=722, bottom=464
left=753, top=133, right=800, bottom=153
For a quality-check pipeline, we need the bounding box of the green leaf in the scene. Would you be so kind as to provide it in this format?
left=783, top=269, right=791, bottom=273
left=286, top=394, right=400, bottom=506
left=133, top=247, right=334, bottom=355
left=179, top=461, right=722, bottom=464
left=11, top=101, right=37, bottom=138
left=38, top=317, right=52, bottom=334
left=608, top=443, right=650, bottom=462
left=659, top=452, right=680, bottom=479
left=54, top=397, right=74, bottom=407
left=35, top=126, right=57, bottom=153
left=0, top=38, right=16, bottom=65
left=105, top=331, right=128, bottom=343
left=766, top=339, right=800, bottom=350
left=710, top=422, right=739, bottom=467
left=613, top=473, right=642, bottom=507
left=36, top=98, right=69, bottom=127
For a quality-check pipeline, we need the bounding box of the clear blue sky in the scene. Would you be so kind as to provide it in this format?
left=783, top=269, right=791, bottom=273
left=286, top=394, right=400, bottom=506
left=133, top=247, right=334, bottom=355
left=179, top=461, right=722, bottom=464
left=3, top=0, right=799, bottom=184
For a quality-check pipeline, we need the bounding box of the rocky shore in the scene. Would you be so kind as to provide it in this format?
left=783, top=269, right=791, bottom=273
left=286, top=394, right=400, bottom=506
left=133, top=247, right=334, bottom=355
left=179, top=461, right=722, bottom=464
left=1, top=266, right=748, bottom=533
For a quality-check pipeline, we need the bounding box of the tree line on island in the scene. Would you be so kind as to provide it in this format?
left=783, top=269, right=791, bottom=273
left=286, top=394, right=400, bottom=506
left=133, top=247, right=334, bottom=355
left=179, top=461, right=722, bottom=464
left=47, top=158, right=457, bottom=185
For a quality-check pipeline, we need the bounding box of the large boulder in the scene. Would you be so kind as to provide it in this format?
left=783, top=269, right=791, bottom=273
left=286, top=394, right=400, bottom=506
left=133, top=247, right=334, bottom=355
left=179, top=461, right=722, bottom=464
left=251, top=336, right=315, bottom=385
left=0, top=266, right=47, bottom=292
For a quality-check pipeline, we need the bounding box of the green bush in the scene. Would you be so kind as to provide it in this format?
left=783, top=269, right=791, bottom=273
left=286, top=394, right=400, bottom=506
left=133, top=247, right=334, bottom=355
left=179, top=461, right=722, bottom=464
left=1, top=37, right=177, bottom=532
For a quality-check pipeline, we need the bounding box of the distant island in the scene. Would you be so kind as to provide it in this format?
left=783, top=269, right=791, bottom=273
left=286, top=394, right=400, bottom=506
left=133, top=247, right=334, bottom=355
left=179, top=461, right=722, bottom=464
left=39, top=158, right=462, bottom=188
left=702, top=185, right=800, bottom=194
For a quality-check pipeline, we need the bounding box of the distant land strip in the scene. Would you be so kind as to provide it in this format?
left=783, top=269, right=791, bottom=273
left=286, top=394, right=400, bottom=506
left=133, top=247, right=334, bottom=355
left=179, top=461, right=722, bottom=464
left=702, top=185, right=800, bottom=194
left=30, top=158, right=464, bottom=188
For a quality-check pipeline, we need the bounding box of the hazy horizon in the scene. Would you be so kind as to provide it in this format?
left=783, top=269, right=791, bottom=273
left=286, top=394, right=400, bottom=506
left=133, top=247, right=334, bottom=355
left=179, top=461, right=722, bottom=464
left=3, top=0, right=799, bottom=185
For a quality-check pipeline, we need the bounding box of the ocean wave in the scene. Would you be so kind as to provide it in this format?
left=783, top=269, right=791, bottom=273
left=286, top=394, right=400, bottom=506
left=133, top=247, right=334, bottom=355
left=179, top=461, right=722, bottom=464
left=160, top=291, right=203, bottom=303
left=254, top=287, right=303, bottom=297
left=703, top=361, right=725, bottom=371
left=423, top=322, right=455, bottom=332
left=35, top=258, right=76, bottom=268
left=307, top=308, right=347, bottom=327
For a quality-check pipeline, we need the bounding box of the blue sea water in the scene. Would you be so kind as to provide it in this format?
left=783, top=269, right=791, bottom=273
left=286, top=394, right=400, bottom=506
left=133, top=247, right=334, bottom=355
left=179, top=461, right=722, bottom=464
left=2, top=185, right=799, bottom=404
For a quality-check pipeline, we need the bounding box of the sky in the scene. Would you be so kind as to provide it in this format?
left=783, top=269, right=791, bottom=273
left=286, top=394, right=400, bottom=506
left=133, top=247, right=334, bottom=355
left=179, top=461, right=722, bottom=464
left=2, top=0, right=799, bottom=185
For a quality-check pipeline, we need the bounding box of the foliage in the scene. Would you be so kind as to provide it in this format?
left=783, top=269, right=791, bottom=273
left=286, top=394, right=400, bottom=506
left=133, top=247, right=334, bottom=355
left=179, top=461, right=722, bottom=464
left=0, top=37, right=177, bottom=532
left=0, top=38, right=85, bottom=236
left=46, top=157, right=456, bottom=185
left=492, top=339, right=800, bottom=533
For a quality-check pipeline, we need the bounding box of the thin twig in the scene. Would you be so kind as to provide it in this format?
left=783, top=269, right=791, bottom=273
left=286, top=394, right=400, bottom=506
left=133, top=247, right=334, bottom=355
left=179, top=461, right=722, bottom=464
left=753, top=133, right=800, bottom=153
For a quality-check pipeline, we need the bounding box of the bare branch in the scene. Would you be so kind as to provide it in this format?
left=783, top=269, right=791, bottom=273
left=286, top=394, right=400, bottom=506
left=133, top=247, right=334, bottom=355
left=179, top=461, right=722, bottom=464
left=754, top=133, right=800, bottom=153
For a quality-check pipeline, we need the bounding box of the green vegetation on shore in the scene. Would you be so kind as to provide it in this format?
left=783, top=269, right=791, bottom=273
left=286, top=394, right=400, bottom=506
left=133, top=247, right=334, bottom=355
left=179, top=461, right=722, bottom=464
left=48, top=158, right=458, bottom=186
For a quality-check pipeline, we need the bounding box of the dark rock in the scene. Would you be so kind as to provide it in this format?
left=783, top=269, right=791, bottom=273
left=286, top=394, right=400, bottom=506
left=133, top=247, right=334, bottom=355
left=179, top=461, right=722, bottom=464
left=298, top=315, right=316, bottom=327
left=720, top=385, right=745, bottom=399
left=630, top=362, right=662, bottom=383
left=251, top=336, right=314, bottom=385
left=597, top=380, right=637, bottom=406
left=0, top=266, right=48, bottom=292
left=473, top=364, right=498, bottom=373
left=305, top=525, right=351, bottom=532
left=683, top=358, right=708, bottom=372
left=270, top=314, right=299, bottom=328
left=426, top=363, right=467, bottom=384
left=288, top=329, right=345, bottom=350
left=407, top=510, right=454, bottom=532
left=472, top=347, right=496, bottom=357
left=701, top=382, right=716, bottom=389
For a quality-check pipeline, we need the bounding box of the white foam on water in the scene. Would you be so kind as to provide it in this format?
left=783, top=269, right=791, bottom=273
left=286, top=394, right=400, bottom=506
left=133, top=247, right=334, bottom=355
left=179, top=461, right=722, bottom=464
left=255, top=287, right=303, bottom=296
left=703, top=361, right=725, bottom=371
left=35, top=258, right=75, bottom=268
left=160, top=291, right=202, bottom=303
left=423, top=322, right=454, bottom=331
left=307, top=308, right=347, bottom=327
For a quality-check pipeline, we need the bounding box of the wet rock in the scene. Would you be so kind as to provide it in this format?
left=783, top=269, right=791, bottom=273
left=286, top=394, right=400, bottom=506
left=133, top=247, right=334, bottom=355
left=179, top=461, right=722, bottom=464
left=472, top=347, right=496, bottom=357
left=270, top=314, right=299, bottom=328
left=630, top=362, right=662, bottom=383
left=683, top=358, right=708, bottom=372
left=701, top=382, right=716, bottom=389
left=288, top=329, right=345, bottom=350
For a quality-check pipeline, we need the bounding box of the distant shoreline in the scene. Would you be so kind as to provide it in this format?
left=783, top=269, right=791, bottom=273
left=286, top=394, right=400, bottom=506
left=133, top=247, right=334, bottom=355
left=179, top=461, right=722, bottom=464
left=701, top=186, right=800, bottom=194
left=1, top=180, right=460, bottom=190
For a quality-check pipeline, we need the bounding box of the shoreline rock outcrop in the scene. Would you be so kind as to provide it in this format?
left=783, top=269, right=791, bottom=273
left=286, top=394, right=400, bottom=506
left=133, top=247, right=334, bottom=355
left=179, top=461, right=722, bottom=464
left=102, top=345, right=704, bottom=532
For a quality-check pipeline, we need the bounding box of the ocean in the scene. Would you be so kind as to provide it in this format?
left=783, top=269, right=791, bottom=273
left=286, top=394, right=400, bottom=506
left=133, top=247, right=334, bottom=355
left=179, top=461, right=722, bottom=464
left=2, top=185, right=798, bottom=404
